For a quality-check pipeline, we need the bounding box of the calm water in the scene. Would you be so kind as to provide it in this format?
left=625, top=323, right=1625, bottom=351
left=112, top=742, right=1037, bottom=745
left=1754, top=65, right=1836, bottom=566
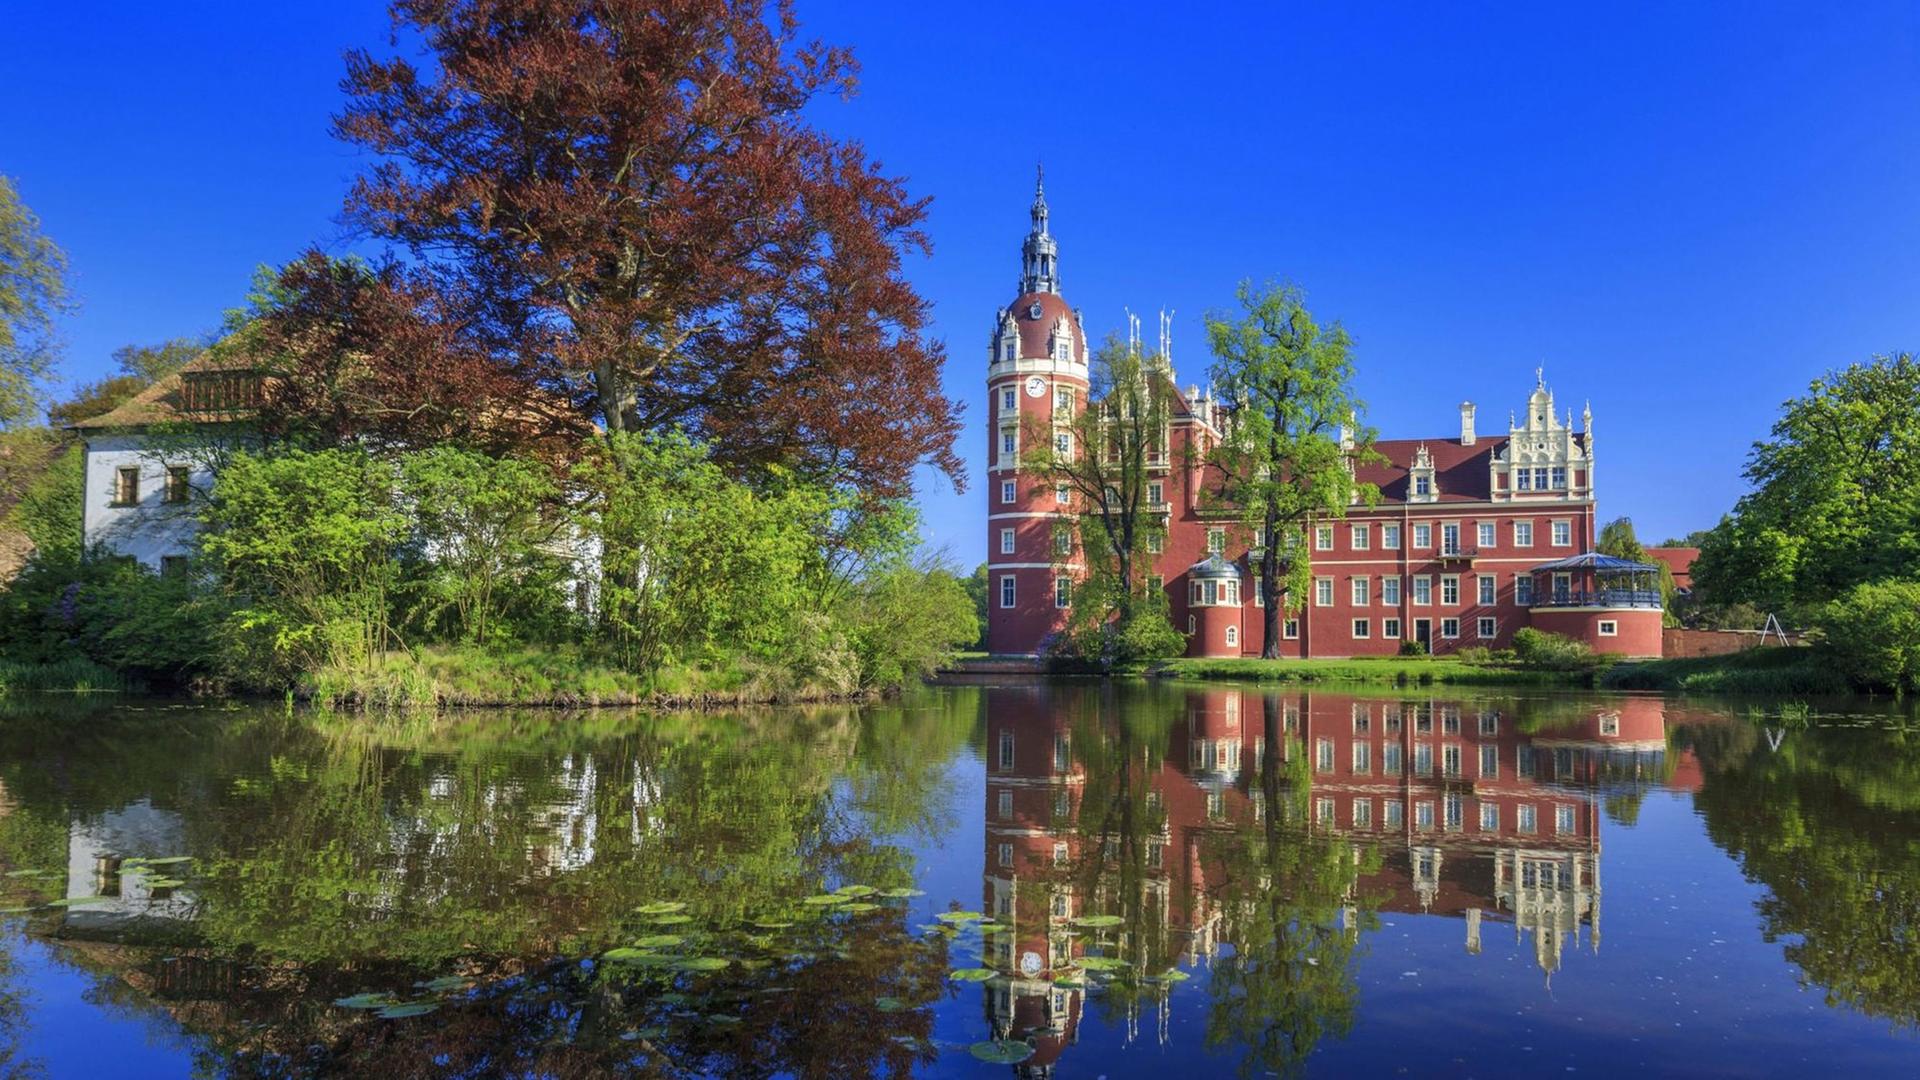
left=0, top=684, right=1916, bottom=1078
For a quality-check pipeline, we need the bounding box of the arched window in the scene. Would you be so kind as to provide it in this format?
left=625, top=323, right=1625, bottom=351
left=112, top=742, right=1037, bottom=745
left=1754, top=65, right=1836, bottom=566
left=1226, top=625, right=1238, bottom=647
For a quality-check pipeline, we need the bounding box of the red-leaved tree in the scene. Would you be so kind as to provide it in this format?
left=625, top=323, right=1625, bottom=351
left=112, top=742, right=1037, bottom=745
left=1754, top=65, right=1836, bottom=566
left=334, top=0, right=962, bottom=497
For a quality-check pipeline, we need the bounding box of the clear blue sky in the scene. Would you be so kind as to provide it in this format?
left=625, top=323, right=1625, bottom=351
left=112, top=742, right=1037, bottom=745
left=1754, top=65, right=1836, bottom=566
left=6, top=3, right=1919, bottom=562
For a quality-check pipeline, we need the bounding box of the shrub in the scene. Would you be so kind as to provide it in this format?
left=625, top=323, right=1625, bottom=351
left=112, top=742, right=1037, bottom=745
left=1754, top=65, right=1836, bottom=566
left=1398, top=639, right=1428, bottom=657
left=1819, top=579, right=1920, bottom=694
left=1511, top=628, right=1597, bottom=672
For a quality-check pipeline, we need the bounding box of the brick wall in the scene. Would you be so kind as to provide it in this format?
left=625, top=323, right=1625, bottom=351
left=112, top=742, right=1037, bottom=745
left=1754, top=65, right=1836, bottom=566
left=1662, top=628, right=1801, bottom=658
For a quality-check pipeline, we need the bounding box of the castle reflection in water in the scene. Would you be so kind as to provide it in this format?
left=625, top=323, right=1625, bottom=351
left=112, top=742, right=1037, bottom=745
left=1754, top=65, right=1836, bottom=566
left=974, top=686, right=1675, bottom=1075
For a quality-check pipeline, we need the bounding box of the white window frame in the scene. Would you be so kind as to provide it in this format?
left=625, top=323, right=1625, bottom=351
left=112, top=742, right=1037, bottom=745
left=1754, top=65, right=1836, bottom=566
left=1352, top=618, right=1370, bottom=639
left=1351, top=577, right=1369, bottom=606
left=1412, top=576, right=1433, bottom=605
left=1441, top=575, right=1460, bottom=606
left=1413, top=523, right=1432, bottom=549
left=1514, top=521, right=1534, bottom=546
left=1001, top=387, right=1016, bottom=412
left=1382, top=577, right=1401, bottom=605
left=1207, top=527, right=1225, bottom=554
left=1351, top=524, right=1370, bottom=550
left=1383, top=617, right=1401, bottom=639
left=1000, top=528, right=1015, bottom=555
left=1315, top=577, right=1334, bottom=607
left=1477, top=522, right=1495, bottom=549
left=1477, top=575, right=1496, bottom=606
left=1283, top=618, right=1300, bottom=639
left=1147, top=480, right=1163, bottom=505
left=1480, top=802, right=1499, bottom=831
left=1441, top=617, right=1461, bottom=639
left=1477, top=616, right=1497, bottom=639
left=999, top=575, right=1016, bottom=608
left=1054, top=577, right=1071, bottom=609
left=1315, top=525, right=1334, bottom=551
left=1599, top=620, right=1619, bottom=636
left=1516, top=575, right=1535, bottom=606
left=1001, top=429, right=1017, bottom=456
left=1383, top=523, right=1401, bottom=550
left=1001, top=480, right=1016, bottom=504
left=1225, top=625, right=1238, bottom=647
left=1551, top=520, right=1573, bottom=546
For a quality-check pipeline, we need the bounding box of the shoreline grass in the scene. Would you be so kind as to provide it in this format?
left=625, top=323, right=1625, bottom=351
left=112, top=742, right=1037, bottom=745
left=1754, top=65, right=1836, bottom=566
left=1599, top=647, right=1851, bottom=695
left=1137, top=656, right=1586, bottom=688
left=0, top=657, right=139, bottom=695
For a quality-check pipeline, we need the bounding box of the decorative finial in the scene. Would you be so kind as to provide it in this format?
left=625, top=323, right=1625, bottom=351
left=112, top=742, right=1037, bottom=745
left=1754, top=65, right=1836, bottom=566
left=1535, top=365, right=1545, bottom=389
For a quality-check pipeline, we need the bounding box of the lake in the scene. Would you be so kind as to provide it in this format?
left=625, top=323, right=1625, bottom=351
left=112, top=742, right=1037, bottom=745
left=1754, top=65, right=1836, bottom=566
left=0, top=683, right=1915, bottom=1077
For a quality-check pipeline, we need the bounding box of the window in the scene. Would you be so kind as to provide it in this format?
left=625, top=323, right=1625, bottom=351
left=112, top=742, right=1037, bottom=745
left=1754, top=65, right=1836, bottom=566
left=1480, top=710, right=1500, bottom=735
left=1316, top=798, right=1336, bottom=826
left=1056, top=484, right=1070, bottom=505
left=1414, top=705, right=1432, bottom=733
left=159, top=554, right=190, bottom=578
left=1478, top=616, right=1497, bottom=639
left=1382, top=577, right=1401, bottom=605
left=1354, top=799, right=1374, bottom=829
left=1054, top=577, right=1072, bottom=608
left=1148, top=481, right=1163, bottom=505
left=1053, top=841, right=1069, bottom=866
left=1351, top=578, right=1369, bottom=606
left=1518, top=745, right=1536, bottom=778
left=1352, top=702, right=1371, bottom=730
left=1385, top=801, right=1405, bottom=828
left=1315, top=526, right=1334, bottom=551
left=1223, top=580, right=1240, bottom=605
left=1056, top=387, right=1072, bottom=411
left=1601, top=712, right=1620, bottom=736
left=1478, top=576, right=1496, bottom=605
left=1225, top=625, right=1238, bottom=647
left=1352, top=742, right=1372, bottom=774
left=1413, top=523, right=1432, bottom=548
left=1553, top=572, right=1572, bottom=602
left=1441, top=576, right=1460, bottom=605
left=164, top=466, right=189, bottom=504
left=1415, top=801, right=1435, bottom=831
left=1252, top=578, right=1263, bottom=606
left=1414, top=744, right=1433, bottom=776
left=1445, top=793, right=1464, bottom=831
left=1441, top=523, right=1461, bottom=555
left=1188, top=614, right=1196, bottom=634
left=1000, top=528, right=1015, bottom=555
left=999, top=730, right=1015, bottom=769
left=1518, top=805, right=1538, bottom=834
left=1208, top=527, right=1225, bottom=554
left=1516, top=576, right=1535, bottom=605
left=1556, top=804, right=1575, bottom=834
left=1315, top=578, right=1334, bottom=606
left=1534, top=466, right=1549, bottom=490
left=1283, top=618, right=1299, bottom=639
left=1441, top=617, right=1461, bottom=638
left=1517, top=468, right=1532, bottom=491
left=1551, top=466, right=1567, bottom=489
left=1599, top=620, right=1619, bottom=636
left=1552, top=520, right=1572, bottom=546
left=1480, top=745, right=1499, bottom=777
left=1514, top=521, right=1534, bottom=546
left=1003, top=342, right=1015, bottom=363
left=1002, top=388, right=1016, bottom=411
left=1383, top=524, right=1401, bottom=549
left=1316, top=738, right=1334, bottom=772
left=998, top=843, right=1013, bottom=867
left=113, top=467, right=139, bottom=506
left=1443, top=706, right=1460, bottom=734
left=1001, top=430, right=1016, bottom=456
left=1001, top=480, right=1016, bottom=504
left=1147, top=532, right=1163, bottom=553
left=1054, top=432, right=1072, bottom=454
left=1477, top=522, right=1495, bottom=548
left=1443, top=745, right=1462, bottom=777
left=997, top=790, right=1013, bottom=818
left=1352, top=619, right=1370, bottom=638
left=1413, top=474, right=1432, bottom=497
left=1413, top=576, right=1432, bottom=605
left=1383, top=618, right=1401, bottom=638
left=1480, top=803, right=1499, bottom=831
left=1053, top=529, right=1072, bottom=555
left=999, top=575, right=1016, bottom=608
left=1351, top=524, right=1370, bottom=550
left=1383, top=744, right=1404, bottom=775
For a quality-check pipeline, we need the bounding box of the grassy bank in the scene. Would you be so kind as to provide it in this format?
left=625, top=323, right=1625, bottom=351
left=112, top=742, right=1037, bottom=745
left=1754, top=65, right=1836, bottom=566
left=1600, top=647, right=1849, bottom=695
left=0, top=658, right=139, bottom=694
left=299, top=646, right=880, bottom=710
left=1145, top=656, right=1585, bottom=688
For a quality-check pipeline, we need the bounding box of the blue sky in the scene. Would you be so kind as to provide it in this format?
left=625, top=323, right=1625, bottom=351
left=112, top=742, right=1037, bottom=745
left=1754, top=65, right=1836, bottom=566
left=6, top=2, right=1919, bottom=562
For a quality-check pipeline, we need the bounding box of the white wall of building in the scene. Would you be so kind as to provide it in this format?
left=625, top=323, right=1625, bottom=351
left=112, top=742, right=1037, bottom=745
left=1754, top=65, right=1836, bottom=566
left=81, top=434, right=208, bottom=568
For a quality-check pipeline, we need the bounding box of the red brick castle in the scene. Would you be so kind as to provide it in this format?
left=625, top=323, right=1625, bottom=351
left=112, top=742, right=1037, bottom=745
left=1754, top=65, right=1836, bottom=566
left=984, top=178, right=1664, bottom=659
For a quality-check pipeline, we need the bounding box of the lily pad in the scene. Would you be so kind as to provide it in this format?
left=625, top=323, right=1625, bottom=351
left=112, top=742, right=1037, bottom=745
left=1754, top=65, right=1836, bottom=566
left=969, top=1040, right=1035, bottom=1064
left=948, top=967, right=997, bottom=982
left=839, top=902, right=880, bottom=914
left=674, top=956, right=731, bottom=972
left=376, top=1001, right=439, bottom=1019
left=334, top=992, right=399, bottom=1010
left=633, top=934, right=685, bottom=949
left=143, top=878, right=187, bottom=890
left=1158, top=968, right=1191, bottom=982
left=634, top=901, right=687, bottom=915
left=833, top=884, right=877, bottom=898
left=645, top=913, right=694, bottom=925
left=875, top=995, right=908, bottom=1012
left=1072, top=914, right=1123, bottom=928
left=1074, top=956, right=1127, bottom=972
left=140, top=856, right=195, bottom=866
left=879, top=887, right=925, bottom=899
left=751, top=919, right=795, bottom=930
left=418, top=975, right=474, bottom=992
left=801, top=893, right=849, bottom=906
left=934, top=910, right=986, bottom=924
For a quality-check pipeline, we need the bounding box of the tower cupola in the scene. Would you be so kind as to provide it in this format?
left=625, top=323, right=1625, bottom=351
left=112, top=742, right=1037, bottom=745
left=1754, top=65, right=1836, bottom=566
left=1019, top=167, right=1061, bottom=296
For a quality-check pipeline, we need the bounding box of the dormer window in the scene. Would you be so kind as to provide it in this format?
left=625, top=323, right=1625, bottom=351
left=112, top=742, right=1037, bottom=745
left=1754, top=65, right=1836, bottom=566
left=1414, top=475, right=1431, bottom=497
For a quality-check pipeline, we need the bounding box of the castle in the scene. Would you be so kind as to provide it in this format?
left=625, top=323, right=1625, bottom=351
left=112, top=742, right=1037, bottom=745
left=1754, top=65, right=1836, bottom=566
left=984, top=177, right=1664, bottom=659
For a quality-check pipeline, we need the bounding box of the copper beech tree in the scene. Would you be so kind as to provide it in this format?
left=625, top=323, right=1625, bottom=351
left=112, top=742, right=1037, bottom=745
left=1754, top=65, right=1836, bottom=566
left=332, top=0, right=962, bottom=497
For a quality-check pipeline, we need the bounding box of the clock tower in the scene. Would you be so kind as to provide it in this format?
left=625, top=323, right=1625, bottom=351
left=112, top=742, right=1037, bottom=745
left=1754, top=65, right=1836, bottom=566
left=986, top=171, right=1091, bottom=656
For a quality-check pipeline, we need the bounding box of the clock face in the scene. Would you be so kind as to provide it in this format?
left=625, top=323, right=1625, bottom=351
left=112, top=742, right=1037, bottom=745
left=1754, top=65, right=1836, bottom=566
left=1025, top=376, right=1047, bottom=398
left=1028, top=301, right=1044, bottom=319
left=1020, top=951, right=1044, bottom=977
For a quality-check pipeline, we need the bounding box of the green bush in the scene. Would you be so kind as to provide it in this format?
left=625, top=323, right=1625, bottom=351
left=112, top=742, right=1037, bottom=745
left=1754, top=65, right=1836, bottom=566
left=1511, top=628, right=1598, bottom=672
left=0, top=549, right=218, bottom=684
left=1398, top=639, right=1428, bottom=657
left=1819, top=579, right=1920, bottom=694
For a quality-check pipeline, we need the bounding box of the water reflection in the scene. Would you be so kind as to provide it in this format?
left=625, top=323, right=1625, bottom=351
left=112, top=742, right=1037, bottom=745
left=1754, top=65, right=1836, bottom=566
left=0, top=687, right=1912, bottom=1075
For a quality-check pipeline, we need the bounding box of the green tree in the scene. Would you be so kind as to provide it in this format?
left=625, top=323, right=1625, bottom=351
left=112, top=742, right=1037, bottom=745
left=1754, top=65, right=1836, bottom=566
left=1598, top=516, right=1677, bottom=621
left=111, top=336, right=201, bottom=383
left=1819, top=579, right=1920, bottom=694
left=198, top=448, right=408, bottom=685
left=838, top=557, right=979, bottom=690
left=1020, top=339, right=1182, bottom=664
left=397, top=446, right=567, bottom=645
left=1205, top=282, right=1379, bottom=657
left=0, top=175, right=71, bottom=428
left=962, top=562, right=990, bottom=649
left=1693, top=354, right=1920, bottom=615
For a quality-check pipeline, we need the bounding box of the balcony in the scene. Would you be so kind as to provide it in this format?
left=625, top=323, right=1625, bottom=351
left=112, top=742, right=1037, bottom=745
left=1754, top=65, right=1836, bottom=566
left=1529, top=588, right=1662, bottom=610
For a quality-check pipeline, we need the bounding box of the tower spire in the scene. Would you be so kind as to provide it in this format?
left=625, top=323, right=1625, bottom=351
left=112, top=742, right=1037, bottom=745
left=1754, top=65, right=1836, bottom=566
left=1019, top=166, right=1060, bottom=295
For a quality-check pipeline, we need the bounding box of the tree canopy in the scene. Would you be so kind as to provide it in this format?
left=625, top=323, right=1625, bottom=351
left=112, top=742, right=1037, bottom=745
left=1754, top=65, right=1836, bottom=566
left=0, top=175, right=71, bottom=428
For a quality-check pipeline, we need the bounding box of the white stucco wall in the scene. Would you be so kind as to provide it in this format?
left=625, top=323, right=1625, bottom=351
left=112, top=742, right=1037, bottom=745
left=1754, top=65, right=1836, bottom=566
left=81, top=434, right=209, bottom=568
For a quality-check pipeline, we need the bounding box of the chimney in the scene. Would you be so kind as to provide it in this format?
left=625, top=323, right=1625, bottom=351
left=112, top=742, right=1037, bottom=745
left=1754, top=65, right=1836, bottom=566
left=1460, top=401, right=1477, bottom=446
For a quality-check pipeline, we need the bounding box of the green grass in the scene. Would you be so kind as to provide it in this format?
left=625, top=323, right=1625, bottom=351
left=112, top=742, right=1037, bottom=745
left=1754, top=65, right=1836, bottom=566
left=0, top=657, right=138, bottom=694
left=1147, top=656, right=1584, bottom=687
left=1600, top=646, right=1849, bottom=695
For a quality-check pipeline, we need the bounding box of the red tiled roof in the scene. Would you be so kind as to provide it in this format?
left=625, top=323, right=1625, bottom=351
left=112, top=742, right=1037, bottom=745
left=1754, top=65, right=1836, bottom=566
left=1006, top=291, right=1087, bottom=365
left=1359, top=437, right=1499, bottom=503
left=1646, top=546, right=1699, bottom=588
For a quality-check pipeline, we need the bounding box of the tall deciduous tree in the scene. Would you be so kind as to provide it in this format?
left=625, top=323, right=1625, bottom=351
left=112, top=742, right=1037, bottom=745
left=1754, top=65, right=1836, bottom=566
left=333, top=0, right=961, bottom=497
left=0, top=175, right=71, bottom=428
left=1693, top=353, right=1920, bottom=614
left=1205, top=282, right=1377, bottom=658
left=1597, top=515, right=1677, bottom=620
left=1020, top=339, right=1182, bottom=663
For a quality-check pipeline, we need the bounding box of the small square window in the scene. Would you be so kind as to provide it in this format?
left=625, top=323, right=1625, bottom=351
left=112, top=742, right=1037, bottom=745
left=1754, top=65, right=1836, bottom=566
left=1283, top=618, right=1300, bottom=639
left=1478, top=616, right=1497, bottom=639
left=1315, top=526, right=1334, bottom=551
left=1599, top=620, right=1619, bottom=636
left=1382, top=524, right=1401, bottom=549
left=1383, top=618, right=1401, bottom=638
left=1552, top=520, right=1573, bottom=546
left=1441, top=617, right=1461, bottom=639
left=1351, top=524, right=1369, bottom=550
left=1352, top=618, right=1370, bottom=639
left=1315, top=578, right=1334, bottom=606
left=1477, top=522, right=1495, bottom=548
left=1001, top=480, right=1016, bottom=504
left=1413, top=523, right=1432, bottom=548
left=1514, top=521, right=1534, bottom=546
